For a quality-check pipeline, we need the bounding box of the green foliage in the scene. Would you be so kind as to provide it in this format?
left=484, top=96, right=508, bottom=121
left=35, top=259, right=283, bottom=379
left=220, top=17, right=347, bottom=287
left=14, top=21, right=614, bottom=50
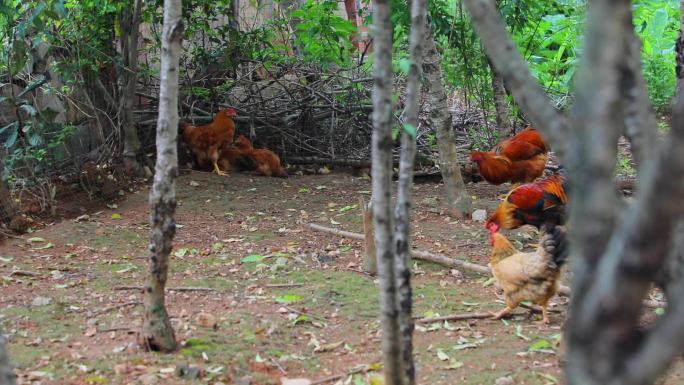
left=290, top=0, right=356, bottom=68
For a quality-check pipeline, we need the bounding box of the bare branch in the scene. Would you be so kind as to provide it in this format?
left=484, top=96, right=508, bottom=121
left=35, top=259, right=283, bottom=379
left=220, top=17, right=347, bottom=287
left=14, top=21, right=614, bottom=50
left=462, top=0, right=569, bottom=159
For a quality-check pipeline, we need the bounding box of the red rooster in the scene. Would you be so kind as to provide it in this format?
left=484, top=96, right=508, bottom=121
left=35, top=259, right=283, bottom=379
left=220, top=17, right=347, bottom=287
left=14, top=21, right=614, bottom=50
left=234, top=135, right=288, bottom=178
left=470, top=127, right=548, bottom=185
left=486, top=173, right=567, bottom=233
left=181, top=108, right=237, bottom=176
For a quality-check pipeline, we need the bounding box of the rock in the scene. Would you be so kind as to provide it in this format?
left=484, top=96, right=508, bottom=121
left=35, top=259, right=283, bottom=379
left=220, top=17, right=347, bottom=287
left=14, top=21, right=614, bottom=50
left=495, top=376, right=514, bottom=385
left=189, top=180, right=200, bottom=187
left=281, top=379, right=312, bottom=385
left=235, top=375, right=253, bottom=385
left=175, top=364, right=202, bottom=379
left=196, top=312, right=217, bottom=329
left=32, top=296, right=51, bottom=307
left=138, top=373, right=159, bottom=385
left=472, top=209, right=487, bottom=222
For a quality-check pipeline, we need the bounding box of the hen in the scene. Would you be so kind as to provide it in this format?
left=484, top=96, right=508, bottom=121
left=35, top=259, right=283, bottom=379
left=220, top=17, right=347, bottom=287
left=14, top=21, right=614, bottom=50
left=181, top=108, right=237, bottom=176
left=218, top=144, right=256, bottom=173
left=489, top=224, right=567, bottom=324
left=470, top=127, right=548, bottom=185
left=486, top=172, right=567, bottom=233
left=234, top=135, right=288, bottom=178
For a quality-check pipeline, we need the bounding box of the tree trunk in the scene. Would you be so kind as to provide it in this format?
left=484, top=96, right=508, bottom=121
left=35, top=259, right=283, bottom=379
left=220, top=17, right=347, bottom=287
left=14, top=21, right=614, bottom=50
left=120, top=0, right=144, bottom=176
left=0, top=158, right=17, bottom=225
left=676, top=0, right=684, bottom=98
left=422, top=29, right=471, bottom=218
left=0, top=330, right=15, bottom=385
left=139, top=0, right=183, bottom=353
left=487, top=58, right=512, bottom=137
left=360, top=196, right=377, bottom=275
left=371, top=0, right=403, bottom=383
left=393, top=0, right=426, bottom=383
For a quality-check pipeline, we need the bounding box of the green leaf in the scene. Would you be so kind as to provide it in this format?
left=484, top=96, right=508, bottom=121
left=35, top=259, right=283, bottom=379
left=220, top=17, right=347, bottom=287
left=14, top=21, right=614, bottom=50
left=27, top=237, right=46, bottom=243
left=402, top=123, right=416, bottom=139
left=338, top=204, right=357, bottom=213
left=529, top=339, right=552, bottom=351
left=275, top=294, right=303, bottom=303
left=174, top=248, right=188, bottom=257
left=436, top=349, right=450, bottom=361
left=211, top=242, right=223, bottom=252
left=655, top=307, right=665, bottom=316
left=398, top=58, right=411, bottom=74
left=241, top=254, right=265, bottom=263
left=111, top=213, right=122, bottom=219
left=339, top=245, right=351, bottom=252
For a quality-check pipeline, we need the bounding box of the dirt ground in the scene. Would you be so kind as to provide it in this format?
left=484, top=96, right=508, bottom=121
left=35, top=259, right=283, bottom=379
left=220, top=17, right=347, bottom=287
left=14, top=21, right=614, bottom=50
left=1, top=171, right=682, bottom=385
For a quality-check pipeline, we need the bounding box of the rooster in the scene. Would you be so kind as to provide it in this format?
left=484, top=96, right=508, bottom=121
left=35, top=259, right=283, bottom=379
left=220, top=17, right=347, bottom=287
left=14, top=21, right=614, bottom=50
left=470, top=127, right=548, bottom=185
left=234, top=135, right=288, bottom=178
left=181, top=108, right=237, bottom=176
left=489, top=224, right=567, bottom=324
left=486, top=172, right=567, bottom=233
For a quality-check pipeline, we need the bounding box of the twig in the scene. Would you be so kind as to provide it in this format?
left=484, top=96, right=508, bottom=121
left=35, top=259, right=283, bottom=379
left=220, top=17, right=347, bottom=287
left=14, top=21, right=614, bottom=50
left=270, top=357, right=286, bottom=374
left=415, top=312, right=492, bottom=324
left=98, top=326, right=134, bottom=333
left=113, top=285, right=218, bottom=292
left=311, top=364, right=372, bottom=385
left=94, top=301, right=142, bottom=315
left=282, top=305, right=328, bottom=322
left=264, top=283, right=304, bottom=288
left=8, top=270, right=43, bottom=278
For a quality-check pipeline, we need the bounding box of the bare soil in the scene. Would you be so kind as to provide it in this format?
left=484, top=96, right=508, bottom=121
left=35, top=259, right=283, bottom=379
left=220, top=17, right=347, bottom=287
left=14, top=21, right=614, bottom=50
left=1, top=171, right=682, bottom=385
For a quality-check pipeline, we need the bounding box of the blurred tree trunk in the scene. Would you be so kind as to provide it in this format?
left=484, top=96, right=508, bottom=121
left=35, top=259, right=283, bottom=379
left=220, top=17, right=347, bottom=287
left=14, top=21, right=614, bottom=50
left=371, top=0, right=403, bottom=382
left=139, top=0, right=183, bottom=353
left=0, top=159, right=17, bottom=226
left=464, top=0, right=684, bottom=384
left=393, top=0, right=426, bottom=382
left=487, top=58, right=512, bottom=137
left=422, top=29, right=471, bottom=218
left=676, top=0, right=684, bottom=97
left=119, top=0, right=144, bottom=176
left=0, top=330, right=15, bottom=385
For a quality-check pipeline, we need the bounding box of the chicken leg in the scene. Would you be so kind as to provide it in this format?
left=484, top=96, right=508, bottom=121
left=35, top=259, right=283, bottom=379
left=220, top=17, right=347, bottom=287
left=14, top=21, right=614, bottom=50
left=212, top=161, right=229, bottom=176
left=490, top=305, right=515, bottom=320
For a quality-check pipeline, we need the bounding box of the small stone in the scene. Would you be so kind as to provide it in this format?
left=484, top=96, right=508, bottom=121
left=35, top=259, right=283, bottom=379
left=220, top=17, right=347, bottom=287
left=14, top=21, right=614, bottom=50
left=138, top=373, right=159, bottom=385
left=196, top=312, right=217, bottom=329
left=472, top=209, right=487, bottom=222
left=32, top=296, right=51, bottom=307
left=281, top=379, right=312, bottom=385
left=189, top=180, right=200, bottom=187
left=495, top=376, right=514, bottom=385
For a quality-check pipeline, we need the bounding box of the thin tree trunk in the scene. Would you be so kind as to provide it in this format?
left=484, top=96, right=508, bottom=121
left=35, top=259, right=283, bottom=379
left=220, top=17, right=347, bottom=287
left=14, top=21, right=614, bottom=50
left=120, top=0, right=144, bottom=176
left=0, top=158, right=17, bottom=225
left=676, top=0, right=684, bottom=98
left=487, top=58, right=512, bottom=137
left=371, top=0, right=403, bottom=382
left=422, top=29, right=471, bottom=218
left=360, top=196, right=377, bottom=274
left=139, top=0, right=183, bottom=353
left=622, top=21, right=656, bottom=170
left=0, top=330, right=15, bottom=385
left=393, top=0, right=426, bottom=383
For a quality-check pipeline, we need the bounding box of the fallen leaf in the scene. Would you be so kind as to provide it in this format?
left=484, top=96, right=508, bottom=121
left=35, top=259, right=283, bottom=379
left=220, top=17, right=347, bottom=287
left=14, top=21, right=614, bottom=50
left=314, top=340, right=344, bottom=353
left=281, top=378, right=312, bottom=385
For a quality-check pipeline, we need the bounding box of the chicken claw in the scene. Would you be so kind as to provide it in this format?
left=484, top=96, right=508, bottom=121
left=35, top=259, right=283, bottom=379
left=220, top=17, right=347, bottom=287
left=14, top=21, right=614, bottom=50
left=212, top=163, right=229, bottom=176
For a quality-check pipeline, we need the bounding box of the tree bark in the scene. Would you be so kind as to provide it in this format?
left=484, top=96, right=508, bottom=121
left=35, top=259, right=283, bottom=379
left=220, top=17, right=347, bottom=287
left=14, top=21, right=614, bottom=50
left=0, top=330, right=15, bottom=385
left=487, top=58, right=512, bottom=137
left=422, top=29, right=471, bottom=218
left=676, top=0, right=684, bottom=98
left=0, top=158, right=17, bottom=225
left=393, top=0, right=426, bottom=383
left=621, top=21, right=657, bottom=171
left=360, top=196, right=377, bottom=274
left=139, top=0, right=183, bottom=353
left=371, top=0, right=403, bottom=383
left=120, top=0, right=144, bottom=176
